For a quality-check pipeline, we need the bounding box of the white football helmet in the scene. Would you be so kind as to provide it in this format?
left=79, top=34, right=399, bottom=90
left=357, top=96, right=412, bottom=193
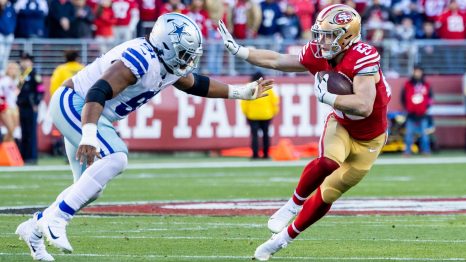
left=149, top=13, right=203, bottom=77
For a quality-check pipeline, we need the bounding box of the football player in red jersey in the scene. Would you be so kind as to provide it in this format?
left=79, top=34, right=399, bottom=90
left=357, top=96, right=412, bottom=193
left=219, top=4, right=391, bottom=261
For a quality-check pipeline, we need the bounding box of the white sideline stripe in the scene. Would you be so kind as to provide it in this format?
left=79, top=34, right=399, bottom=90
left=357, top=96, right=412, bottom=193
left=0, top=156, right=465, bottom=172
left=0, top=253, right=464, bottom=261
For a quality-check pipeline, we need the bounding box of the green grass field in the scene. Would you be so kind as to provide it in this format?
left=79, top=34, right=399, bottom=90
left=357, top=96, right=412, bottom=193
left=1, top=154, right=465, bottom=261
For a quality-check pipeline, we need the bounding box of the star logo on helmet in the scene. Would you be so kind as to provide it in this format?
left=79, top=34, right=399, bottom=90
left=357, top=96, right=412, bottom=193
left=169, top=22, right=190, bottom=42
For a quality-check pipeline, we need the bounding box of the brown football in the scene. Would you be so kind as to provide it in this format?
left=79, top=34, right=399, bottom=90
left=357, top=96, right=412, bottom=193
left=316, top=71, right=353, bottom=95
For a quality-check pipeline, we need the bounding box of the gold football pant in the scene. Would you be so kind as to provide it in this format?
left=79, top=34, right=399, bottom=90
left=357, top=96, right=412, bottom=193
left=319, top=114, right=386, bottom=203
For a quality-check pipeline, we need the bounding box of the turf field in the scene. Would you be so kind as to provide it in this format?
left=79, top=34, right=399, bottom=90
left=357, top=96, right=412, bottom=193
left=0, top=153, right=465, bottom=261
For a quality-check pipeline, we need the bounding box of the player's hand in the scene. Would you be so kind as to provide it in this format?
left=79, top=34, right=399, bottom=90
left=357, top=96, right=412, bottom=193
left=314, top=73, right=336, bottom=106
left=76, top=144, right=100, bottom=167
left=76, top=123, right=101, bottom=167
left=228, top=77, right=274, bottom=100
left=255, top=77, right=274, bottom=99
left=217, top=20, right=249, bottom=60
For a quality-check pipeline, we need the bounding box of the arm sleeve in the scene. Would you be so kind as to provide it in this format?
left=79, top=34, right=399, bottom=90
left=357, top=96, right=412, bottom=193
left=352, top=46, right=381, bottom=76
left=121, top=46, right=152, bottom=79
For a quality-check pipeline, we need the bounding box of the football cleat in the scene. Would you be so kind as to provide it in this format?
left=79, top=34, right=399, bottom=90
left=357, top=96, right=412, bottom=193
left=15, top=213, right=55, bottom=261
left=268, top=199, right=301, bottom=233
left=38, top=214, right=73, bottom=253
left=254, top=229, right=292, bottom=261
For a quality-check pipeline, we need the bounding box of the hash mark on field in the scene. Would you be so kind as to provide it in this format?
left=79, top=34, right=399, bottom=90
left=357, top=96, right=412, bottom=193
left=0, top=253, right=464, bottom=261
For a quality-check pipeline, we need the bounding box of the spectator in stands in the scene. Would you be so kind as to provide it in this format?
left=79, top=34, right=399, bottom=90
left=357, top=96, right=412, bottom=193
left=232, top=0, right=261, bottom=40
left=363, top=0, right=394, bottom=44
left=416, top=21, right=439, bottom=72
left=112, top=0, right=139, bottom=44
left=48, top=0, right=75, bottom=38
left=391, top=17, right=415, bottom=73
left=401, top=66, right=433, bottom=156
left=392, top=0, right=423, bottom=36
left=17, top=53, right=44, bottom=164
left=50, top=50, right=84, bottom=96
left=287, top=0, right=314, bottom=39
left=241, top=72, right=279, bottom=159
left=70, top=0, right=95, bottom=38
left=184, top=0, right=209, bottom=39
left=0, top=0, right=16, bottom=73
left=205, top=0, right=231, bottom=75
left=0, top=61, right=20, bottom=142
left=160, top=0, right=186, bottom=14
left=137, top=0, right=162, bottom=36
left=278, top=4, right=302, bottom=40
left=93, top=0, right=115, bottom=53
left=258, top=0, right=282, bottom=39
left=436, top=0, right=466, bottom=73
left=14, top=0, right=48, bottom=38
left=436, top=0, right=466, bottom=40
left=353, top=0, right=368, bottom=14
left=419, top=0, right=449, bottom=22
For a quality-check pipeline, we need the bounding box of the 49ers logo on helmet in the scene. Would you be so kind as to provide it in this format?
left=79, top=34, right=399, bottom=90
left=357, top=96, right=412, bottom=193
left=334, top=11, right=353, bottom=25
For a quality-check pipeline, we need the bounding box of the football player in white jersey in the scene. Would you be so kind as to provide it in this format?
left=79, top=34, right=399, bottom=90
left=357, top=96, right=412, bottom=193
left=15, top=13, right=273, bottom=261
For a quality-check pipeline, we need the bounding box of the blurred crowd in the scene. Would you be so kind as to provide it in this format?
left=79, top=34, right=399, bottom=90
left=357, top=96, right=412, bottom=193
left=0, top=0, right=465, bottom=42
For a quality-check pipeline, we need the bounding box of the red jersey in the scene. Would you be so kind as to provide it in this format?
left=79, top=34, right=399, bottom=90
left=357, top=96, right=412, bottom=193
left=183, top=9, right=209, bottom=38
left=403, top=81, right=432, bottom=116
left=94, top=6, right=116, bottom=37
left=299, top=41, right=391, bottom=140
left=112, top=0, right=139, bottom=26
left=232, top=1, right=248, bottom=39
left=437, top=10, right=466, bottom=39
left=137, top=0, right=162, bottom=21
left=420, top=0, right=449, bottom=22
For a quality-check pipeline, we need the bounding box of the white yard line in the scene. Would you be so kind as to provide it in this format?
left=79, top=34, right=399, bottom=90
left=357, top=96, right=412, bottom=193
left=0, top=253, right=464, bottom=261
left=0, top=156, right=465, bottom=172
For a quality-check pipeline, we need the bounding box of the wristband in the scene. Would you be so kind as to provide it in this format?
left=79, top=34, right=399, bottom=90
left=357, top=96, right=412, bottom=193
left=322, top=93, right=337, bottom=107
left=235, top=46, right=250, bottom=60
left=79, top=123, right=100, bottom=150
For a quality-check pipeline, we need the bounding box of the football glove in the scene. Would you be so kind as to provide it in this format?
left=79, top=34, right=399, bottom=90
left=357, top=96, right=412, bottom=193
left=314, top=73, right=337, bottom=107
left=217, top=20, right=249, bottom=60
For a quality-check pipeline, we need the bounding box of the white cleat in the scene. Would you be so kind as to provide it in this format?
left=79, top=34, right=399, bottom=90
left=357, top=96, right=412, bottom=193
left=15, top=213, right=55, bottom=261
left=254, top=229, right=292, bottom=261
left=38, top=215, right=73, bottom=253
left=268, top=199, right=301, bottom=233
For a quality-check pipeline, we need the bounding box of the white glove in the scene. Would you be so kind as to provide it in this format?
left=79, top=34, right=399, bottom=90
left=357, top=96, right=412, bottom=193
left=228, top=78, right=261, bottom=100
left=217, top=20, right=249, bottom=60
left=314, top=73, right=337, bottom=107
left=79, top=123, right=100, bottom=153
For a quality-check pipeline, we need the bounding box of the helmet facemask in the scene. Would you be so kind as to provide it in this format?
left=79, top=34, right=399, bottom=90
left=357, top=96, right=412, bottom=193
left=166, top=42, right=203, bottom=77
left=311, top=25, right=346, bottom=60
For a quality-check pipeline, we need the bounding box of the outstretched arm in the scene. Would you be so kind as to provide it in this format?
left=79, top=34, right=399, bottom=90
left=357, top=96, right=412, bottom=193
left=174, top=73, right=274, bottom=100
left=77, top=61, right=136, bottom=166
left=218, top=20, right=307, bottom=72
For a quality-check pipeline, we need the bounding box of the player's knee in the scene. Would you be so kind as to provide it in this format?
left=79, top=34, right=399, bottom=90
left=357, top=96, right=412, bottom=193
left=342, top=167, right=368, bottom=187
left=321, top=186, right=342, bottom=203
left=109, top=152, right=128, bottom=174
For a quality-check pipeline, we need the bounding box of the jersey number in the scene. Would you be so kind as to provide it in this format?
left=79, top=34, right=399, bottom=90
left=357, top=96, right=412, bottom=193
left=354, top=43, right=372, bottom=55
left=115, top=90, right=159, bottom=117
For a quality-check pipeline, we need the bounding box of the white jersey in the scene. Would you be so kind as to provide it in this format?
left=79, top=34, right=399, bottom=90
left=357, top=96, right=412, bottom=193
left=72, top=38, right=180, bottom=122
left=0, top=75, right=18, bottom=109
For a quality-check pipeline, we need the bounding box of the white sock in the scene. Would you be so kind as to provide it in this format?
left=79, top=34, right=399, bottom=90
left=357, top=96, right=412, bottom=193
left=59, top=152, right=128, bottom=219
left=42, top=185, right=73, bottom=218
